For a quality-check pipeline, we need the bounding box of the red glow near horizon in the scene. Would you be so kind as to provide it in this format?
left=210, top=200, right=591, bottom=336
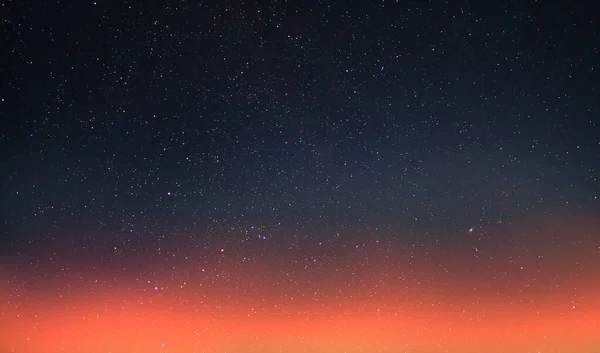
left=1, top=215, right=599, bottom=352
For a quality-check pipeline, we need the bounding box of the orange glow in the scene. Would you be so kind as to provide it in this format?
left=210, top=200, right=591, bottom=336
left=1, top=215, right=599, bottom=352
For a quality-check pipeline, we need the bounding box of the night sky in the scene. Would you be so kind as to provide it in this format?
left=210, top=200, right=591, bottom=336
left=1, top=1, right=600, bottom=352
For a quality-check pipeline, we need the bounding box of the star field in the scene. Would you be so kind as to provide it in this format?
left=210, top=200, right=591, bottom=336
left=1, top=0, right=599, bottom=352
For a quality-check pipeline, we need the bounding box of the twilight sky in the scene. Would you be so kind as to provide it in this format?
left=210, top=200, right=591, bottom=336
left=1, top=1, right=599, bottom=352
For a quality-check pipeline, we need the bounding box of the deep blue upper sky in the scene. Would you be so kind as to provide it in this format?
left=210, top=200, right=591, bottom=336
left=1, top=0, right=599, bottom=249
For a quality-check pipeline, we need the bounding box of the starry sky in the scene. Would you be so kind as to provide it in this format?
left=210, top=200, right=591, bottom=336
left=1, top=0, right=599, bottom=352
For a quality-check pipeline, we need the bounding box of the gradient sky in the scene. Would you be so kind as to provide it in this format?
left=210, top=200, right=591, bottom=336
left=1, top=0, right=599, bottom=352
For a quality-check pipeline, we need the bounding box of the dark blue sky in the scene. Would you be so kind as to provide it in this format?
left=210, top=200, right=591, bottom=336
left=1, top=0, right=599, bottom=248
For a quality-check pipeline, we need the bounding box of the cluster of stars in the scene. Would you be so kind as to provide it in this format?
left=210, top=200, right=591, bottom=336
left=1, top=0, right=599, bottom=352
